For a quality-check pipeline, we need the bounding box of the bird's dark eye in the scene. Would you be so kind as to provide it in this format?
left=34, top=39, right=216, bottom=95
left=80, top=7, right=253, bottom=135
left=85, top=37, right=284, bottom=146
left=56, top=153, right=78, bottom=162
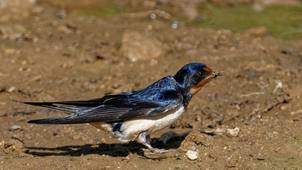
left=198, top=71, right=203, bottom=76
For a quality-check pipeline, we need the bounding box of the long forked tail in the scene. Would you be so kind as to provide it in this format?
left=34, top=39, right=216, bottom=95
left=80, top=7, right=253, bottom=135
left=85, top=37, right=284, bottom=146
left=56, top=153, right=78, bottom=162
left=27, top=117, right=72, bottom=124
left=22, top=101, right=80, bottom=113
left=19, top=100, right=102, bottom=124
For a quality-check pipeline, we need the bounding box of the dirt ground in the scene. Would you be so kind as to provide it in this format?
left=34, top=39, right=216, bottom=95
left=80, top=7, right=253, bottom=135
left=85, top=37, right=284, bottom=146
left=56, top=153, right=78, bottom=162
left=1, top=1, right=302, bottom=170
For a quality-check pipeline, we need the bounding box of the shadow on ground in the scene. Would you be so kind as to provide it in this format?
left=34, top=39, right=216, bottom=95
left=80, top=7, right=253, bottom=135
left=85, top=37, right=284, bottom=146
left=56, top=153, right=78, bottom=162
left=25, top=131, right=189, bottom=157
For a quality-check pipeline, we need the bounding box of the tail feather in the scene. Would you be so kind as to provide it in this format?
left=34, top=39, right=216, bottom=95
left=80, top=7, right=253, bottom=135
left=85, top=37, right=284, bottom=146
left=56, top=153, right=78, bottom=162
left=20, top=100, right=102, bottom=114
left=27, top=113, right=103, bottom=124
left=20, top=100, right=103, bottom=124
left=22, top=101, right=79, bottom=113
left=28, top=118, right=63, bottom=124
left=28, top=117, right=79, bottom=124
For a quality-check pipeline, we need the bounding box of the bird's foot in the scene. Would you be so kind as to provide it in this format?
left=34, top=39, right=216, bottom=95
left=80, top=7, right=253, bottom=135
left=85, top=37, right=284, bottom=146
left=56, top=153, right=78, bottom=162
left=137, top=132, right=177, bottom=158
left=142, top=148, right=177, bottom=159
left=148, top=148, right=176, bottom=153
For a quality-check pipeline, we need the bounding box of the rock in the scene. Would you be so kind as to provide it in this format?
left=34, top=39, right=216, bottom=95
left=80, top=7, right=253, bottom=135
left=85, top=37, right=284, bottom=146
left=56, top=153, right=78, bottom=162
left=7, top=86, right=16, bottom=93
left=171, top=21, right=179, bottom=29
left=154, top=0, right=201, bottom=20
left=112, top=83, right=121, bottom=89
left=226, top=127, right=240, bottom=137
left=254, top=0, right=300, bottom=6
left=0, top=140, right=5, bottom=148
left=57, top=25, right=72, bottom=34
left=201, top=128, right=226, bottom=136
left=0, top=138, right=24, bottom=154
left=210, top=0, right=253, bottom=6
left=150, top=9, right=172, bottom=20
left=290, top=109, right=302, bottom=115
left=213, top=29, right=234, bottom=48
left=4, top=48, right=17, bottom=54
left=244, top=26, right=269, bottom=37
left=179, top=0, right=200, bottom=21
left=273, top=80, right=283, bottom=93
left=180, top=130, right=211, bottom=150
left=0, top=0, right=35, bottom=8
left=0, top=0, right=36, bottom=22
left=31, top=75, right=41, bottom=82
left=210, top=0, right=301, bottom=6
left=186, top=149, right=199, bottom=161
left=41, top=0, right=102, bottom=9
left=57, top=24, right=77, bottom=34
left=121, top=31, right=164, bottom=62
left=8, top=125, right=21, bottom=131
left=0, top=25, right=27, bottom=41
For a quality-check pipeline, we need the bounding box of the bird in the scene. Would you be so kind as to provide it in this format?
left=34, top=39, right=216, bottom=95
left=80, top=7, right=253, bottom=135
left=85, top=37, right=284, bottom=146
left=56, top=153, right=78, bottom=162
left=22, top=63, right=222, bottom=153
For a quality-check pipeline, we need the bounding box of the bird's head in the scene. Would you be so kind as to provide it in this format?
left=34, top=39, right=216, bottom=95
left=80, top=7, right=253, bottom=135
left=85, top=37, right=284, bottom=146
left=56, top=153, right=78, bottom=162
left=174, top=63, right=222, bottom=95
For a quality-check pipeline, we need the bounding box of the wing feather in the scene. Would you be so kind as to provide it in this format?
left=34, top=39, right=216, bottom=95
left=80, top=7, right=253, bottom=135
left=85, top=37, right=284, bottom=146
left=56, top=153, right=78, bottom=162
left=25, top=77, right=183, bottom=124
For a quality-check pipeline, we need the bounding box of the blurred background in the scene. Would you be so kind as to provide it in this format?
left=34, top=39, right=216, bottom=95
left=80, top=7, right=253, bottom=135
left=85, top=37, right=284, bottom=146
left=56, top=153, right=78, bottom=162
left=1, top=0, right=302, bottom=39
left=0, top=0, right=302, bottom=169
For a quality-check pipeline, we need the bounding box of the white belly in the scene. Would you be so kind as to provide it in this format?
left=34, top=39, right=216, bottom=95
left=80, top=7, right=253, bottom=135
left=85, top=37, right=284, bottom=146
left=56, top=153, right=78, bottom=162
left=115, top=106, right=185, bottom=142
left=125, top=106, right=185, bottom=131
left=91, top=106, right=185, bottom=142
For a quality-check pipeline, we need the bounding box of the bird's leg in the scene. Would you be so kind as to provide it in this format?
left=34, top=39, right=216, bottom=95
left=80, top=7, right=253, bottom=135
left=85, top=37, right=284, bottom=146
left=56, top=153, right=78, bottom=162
left=137, top=132, right=170, bottom=153
left=137, top=131, right=152, bottom=149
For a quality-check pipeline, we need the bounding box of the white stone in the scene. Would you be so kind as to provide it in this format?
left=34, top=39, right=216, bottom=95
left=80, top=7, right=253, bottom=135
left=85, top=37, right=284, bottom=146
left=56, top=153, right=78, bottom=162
left=9, top=125, right=21, bottom=131
left=227, top=127, right=240, bottom=137
left=186, top=150, right=198, bottom=161
left=121, top=31, right=164, bottom=62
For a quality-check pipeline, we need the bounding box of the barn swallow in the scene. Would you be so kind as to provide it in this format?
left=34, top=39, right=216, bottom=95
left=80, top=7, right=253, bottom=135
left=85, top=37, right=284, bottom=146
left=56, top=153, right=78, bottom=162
left=23, top=63, right=221, bottom=153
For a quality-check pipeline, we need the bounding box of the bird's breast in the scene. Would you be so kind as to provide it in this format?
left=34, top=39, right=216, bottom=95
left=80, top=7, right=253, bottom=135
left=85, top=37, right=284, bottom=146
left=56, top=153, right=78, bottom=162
left=151, top=106, right=185, bottom=131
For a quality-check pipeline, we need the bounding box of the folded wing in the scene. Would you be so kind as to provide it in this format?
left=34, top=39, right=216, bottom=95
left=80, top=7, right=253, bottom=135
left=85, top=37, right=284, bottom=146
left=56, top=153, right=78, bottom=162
left=25, top=93, right=181, bottom=124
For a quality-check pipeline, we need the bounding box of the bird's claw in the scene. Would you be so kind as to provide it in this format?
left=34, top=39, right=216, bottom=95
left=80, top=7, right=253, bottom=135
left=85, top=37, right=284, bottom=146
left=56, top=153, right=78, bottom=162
left=142, top=148, right=177, bottom=159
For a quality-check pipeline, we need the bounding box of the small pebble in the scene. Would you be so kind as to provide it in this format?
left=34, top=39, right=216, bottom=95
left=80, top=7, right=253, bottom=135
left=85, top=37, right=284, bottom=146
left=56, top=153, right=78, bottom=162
left=7, top=86, right=16, bottom=93
left=186, top=150, right=198, bottom=161
left=227, top=127, right=240, bottom=137
left=150, top=13, right=156, bottom=20
left=9, top=125, right=21, bottom=131
left=201, top=128, right=225, bottom=135
left=171, top=21, right=179, bottom=29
